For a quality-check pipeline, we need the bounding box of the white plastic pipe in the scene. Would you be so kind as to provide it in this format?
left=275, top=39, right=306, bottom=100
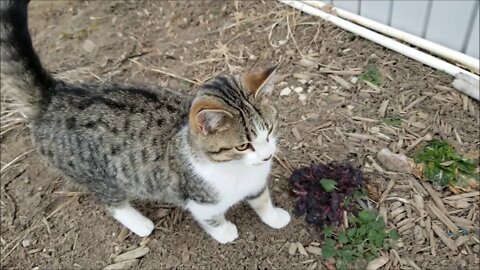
left=302, top=0, right=480, bottom=75
left=279, top=0, right=480, bottom=100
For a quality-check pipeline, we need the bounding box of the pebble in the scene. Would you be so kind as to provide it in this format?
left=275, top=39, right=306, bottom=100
left=298, top=79, right=308, bottom=85
left=280, top=87, right=292, bottom=96
left=350, top=76, right=358, bottom=84
left=305, top=246, right=322, bottom=256
left=293, top=86, right=304, bottom=93
left=370, top=126, right=380, bottom=133
left=377, top=148, right=412, bottom=173
left=288, top=242, right=297, bottom=255
left=298, top=94, right=307, bottom=104
left=21, top=239, right=32, bottom=248
left=249, top=54, right=257, bottom=61
left=82, top=40, right=96, bottom=53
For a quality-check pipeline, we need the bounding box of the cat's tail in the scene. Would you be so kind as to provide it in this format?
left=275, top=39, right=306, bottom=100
left=1, top=0, right=55, bottom=119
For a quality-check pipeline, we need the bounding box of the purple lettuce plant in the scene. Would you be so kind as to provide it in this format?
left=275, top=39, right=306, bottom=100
left=290, top=163, right=366, bottom=228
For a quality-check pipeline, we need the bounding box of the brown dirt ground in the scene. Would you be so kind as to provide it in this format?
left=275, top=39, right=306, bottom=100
left=1, top=1, right=479, bottom=269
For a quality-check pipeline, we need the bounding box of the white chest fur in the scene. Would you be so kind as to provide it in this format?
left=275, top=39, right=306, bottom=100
left=187, top=158, right=271, bottom=212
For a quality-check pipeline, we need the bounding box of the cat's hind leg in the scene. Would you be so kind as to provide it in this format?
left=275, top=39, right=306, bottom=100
left=247, top=187, right=291, bottom=229
left=107, top=203, right=154, bottom=237
left=88, top=183, right=154, bottom=237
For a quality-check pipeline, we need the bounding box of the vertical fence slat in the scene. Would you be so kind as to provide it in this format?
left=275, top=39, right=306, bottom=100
left=466, top=9, right=479, bottom=58
left=425, top=0, right=477, bottom=52
left=360, top=0, right=391, bottom=25
left=390, top=0, right=429, bottom=37
left=332, top=0, right=360, bottom=14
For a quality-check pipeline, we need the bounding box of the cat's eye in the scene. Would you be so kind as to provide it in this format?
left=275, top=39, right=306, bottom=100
left=235, top=143, right=251, bottom=151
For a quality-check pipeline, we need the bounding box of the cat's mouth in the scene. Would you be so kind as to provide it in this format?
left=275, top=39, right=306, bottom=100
left=252, top=161, right=268, bottom=166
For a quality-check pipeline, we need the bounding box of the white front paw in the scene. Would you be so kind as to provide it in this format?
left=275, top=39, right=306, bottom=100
left=261, top=207, right=291, bottom=229
left=129, top=216, right=155, bottom=237
left=209, top=221, right=238, bottom=244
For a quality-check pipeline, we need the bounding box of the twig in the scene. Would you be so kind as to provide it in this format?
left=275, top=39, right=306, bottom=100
left=129, top=59, right=199, bottom=85
left=0, top=196, right=78, bottom=262
left=274, top=154, right=292, bottom=174
left=0, top=149, right=34, bottom=175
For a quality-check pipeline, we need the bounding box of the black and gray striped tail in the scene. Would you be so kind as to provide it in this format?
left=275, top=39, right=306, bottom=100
left=0, top=0, right=55, bottom=118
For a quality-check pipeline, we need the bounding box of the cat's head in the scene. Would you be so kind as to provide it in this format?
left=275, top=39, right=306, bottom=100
left=188, top=66, right=279, bottom=166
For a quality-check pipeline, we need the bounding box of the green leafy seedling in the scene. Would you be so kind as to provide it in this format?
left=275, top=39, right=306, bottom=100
left=321, top=210, right=399, bottom=269
left=320, top=178, right=338, bottom=192
left=359, top=64, right=384, bottom=86
left=358, top=210, right=376, bottom=223
left=322, top=226, right=334, bottom=237
left=414, top=139, right=479, bottom=190
left=383, top=114, right=402, bottom=126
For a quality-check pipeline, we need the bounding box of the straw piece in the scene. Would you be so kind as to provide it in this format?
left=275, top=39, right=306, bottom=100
left=431, top=223, right=457, bottom=251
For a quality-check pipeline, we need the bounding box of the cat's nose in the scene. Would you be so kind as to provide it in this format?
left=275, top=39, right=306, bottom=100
left=262, top=155, right=272, bottom=161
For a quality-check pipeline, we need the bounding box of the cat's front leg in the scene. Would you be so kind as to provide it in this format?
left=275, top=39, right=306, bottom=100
left=187, top=203, right=238, bottom=244
left=247, top=187, right=291, bottom=229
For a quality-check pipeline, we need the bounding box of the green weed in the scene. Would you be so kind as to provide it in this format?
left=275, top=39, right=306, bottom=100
left=359, top=65, right=384, bottom=86
left=321, top=210, right=399, bottom=270
left=414, top=140, right=479, bottom=190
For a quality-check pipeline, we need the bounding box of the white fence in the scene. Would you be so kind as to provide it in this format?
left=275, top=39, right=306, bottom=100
left=323, top=0, right=479, bottom=59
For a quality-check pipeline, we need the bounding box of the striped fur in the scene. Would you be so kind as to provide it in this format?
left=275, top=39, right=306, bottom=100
left=0, top=0, right=290, bottom=242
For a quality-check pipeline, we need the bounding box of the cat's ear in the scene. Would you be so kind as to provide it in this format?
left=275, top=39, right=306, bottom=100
left=189, top=98, right=233, bottom=135
left=243, top=65, right=278, bottom=99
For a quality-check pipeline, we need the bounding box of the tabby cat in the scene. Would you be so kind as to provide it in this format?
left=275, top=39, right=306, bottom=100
left=0, top=0, right=290, bottom=244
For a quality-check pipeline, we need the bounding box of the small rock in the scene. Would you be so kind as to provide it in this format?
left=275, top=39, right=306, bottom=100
left=298, top=94, right=307, bottom=103
left=307, top=86, right=315, bottom=93
left=280, top=87, right=292, bottom=96
left=350, top=76, right=358, bottom=84
left=473, top=244, right=479, bottom=253
left=288, top=242, right=297, bottom=255
left=278, top=40, right=287, bottom=45
left=278, top=81, right=288, bottom=87
left=305, top=246, right=322, bottom=256
left=377, top=148, right=413, bottom=173
left=293, top=86, right=304, bottom=93
left=370, top=126, right=380, bottom=133
left=249, top=54, right=257, bottom=61
left=21, top=239, right=31, bottom=248
left=82, top=40, right=96, bottom=53
left=298, top=79, right=308, bottom=85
